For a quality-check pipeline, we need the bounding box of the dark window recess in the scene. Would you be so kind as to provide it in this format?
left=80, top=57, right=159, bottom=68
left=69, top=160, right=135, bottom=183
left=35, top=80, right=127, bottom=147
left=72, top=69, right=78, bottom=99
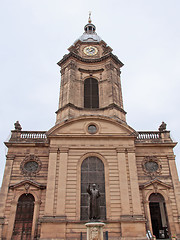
left=12, top=194, right=35, bottom=240
left=84, top=78, right=99, bottom=108
left=81, top=156, right=106, bottom=220
left=149, top=193, right=169, bottom=239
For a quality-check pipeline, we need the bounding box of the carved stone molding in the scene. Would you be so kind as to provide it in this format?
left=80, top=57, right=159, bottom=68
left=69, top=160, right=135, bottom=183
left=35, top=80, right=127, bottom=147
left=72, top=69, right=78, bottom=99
left=116, top=68, right=121, bottom=76
left=20, top=155, right=42, bottom=177
left=67, top=61, right=77, bottom=70
left=9, top=179, right=46, bottom=190
left=126, top=147, right=136, bottom=153
left=60, top=68, right=65, bottom=75
left=116, top=148, right=126, bottom=153
left=142, top=156, right=162, bottom=177
left=58, top=52, right=124, bottom=67
left=78, top=68, right=104, bottom=74
left=6, top=154, right=16, bottom=160
left=105, top=63, right=114, bottom=70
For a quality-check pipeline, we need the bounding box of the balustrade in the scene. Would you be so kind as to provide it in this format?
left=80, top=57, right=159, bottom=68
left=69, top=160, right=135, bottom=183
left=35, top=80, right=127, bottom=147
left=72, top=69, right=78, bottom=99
left=136, top=131, right=161, bottom=141
left=20, top=131, right=47, bottom=139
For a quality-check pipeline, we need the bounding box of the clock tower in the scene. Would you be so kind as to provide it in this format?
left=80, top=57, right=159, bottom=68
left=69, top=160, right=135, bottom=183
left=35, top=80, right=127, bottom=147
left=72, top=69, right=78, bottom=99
left=56, top=16, right=126, bottom=124
left=0, top=15, right=180, bottom=240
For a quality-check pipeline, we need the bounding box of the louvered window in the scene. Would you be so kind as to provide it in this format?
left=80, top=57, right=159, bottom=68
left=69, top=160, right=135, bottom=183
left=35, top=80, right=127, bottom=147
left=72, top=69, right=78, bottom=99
left=84, top=78, right=99, bottom=108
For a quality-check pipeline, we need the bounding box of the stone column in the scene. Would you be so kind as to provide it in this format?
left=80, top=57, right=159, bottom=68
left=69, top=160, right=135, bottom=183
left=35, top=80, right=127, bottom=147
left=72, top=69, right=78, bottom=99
left=127, top=148, right=142, bottom=215
left=56, top=148, right=68, bottom=217
left=116, top=148, right=130, bottom=215
left=0, top=154, right=15, bottom=217
left=85, top=222, right=105, bottom=240
left=44, top=148, right=57, bottom=216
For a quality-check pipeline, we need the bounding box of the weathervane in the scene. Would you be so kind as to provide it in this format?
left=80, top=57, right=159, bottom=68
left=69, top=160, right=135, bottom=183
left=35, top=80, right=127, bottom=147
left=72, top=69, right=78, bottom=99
left=88, top=11, right=92, bottom=23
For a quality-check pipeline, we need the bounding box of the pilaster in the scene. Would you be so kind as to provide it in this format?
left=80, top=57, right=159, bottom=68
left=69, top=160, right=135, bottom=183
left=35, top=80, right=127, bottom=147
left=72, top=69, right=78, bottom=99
left=0, top=154, right=15, bottom=218
left=44, top=148, right=58, bottom=216
left=56, top=148, right=68, bottom=217
left=167, top=155, right=180, bottom=217
left=127, top=148, right=142, bottom=215
left=116, top=148, right=130, bottom=215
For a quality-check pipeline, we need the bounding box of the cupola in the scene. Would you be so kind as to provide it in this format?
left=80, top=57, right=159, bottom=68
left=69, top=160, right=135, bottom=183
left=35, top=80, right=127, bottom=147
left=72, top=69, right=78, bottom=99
left=76, top=13, right=102, bottom=43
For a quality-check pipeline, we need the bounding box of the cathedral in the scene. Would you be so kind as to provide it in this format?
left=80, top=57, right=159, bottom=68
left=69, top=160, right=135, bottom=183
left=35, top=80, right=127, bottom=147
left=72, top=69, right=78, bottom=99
left=0, top=16, right=180, bottom=240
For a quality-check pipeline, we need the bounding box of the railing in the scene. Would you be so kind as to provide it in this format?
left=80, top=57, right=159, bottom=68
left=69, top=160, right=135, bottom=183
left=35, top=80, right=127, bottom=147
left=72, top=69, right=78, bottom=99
left=9, top=130, right=170, bottom=144
left=9, top=131, right=48, bottom=143
left=136, top=131, right=161, bottom=142
left=20, top=131, right=47, bottom=139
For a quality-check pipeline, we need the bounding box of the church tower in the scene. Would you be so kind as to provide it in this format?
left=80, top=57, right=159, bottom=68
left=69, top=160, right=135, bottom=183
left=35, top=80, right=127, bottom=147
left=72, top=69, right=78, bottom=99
left=0, top=16, right=180, bottom=240
left=56, top=15, right=126, bottom=124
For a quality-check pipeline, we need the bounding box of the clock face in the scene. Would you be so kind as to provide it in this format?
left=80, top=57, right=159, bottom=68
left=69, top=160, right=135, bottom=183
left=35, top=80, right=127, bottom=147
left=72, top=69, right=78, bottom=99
left=24, top=161, right=39, bottom=172
left=84, top=46, right=98, bottom=56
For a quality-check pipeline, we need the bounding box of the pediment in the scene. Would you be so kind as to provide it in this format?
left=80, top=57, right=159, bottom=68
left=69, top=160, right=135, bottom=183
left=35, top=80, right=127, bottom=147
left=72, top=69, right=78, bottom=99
left=139, top=179, right=172, bottom=190
left=47, top=116, right=137, bottom=138
left=9, top=179, right=46, bottom=190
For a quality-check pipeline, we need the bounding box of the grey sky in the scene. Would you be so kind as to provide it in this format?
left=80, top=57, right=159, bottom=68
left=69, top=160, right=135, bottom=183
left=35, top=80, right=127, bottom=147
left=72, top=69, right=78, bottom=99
left=0, top=0, right=180, bottom=184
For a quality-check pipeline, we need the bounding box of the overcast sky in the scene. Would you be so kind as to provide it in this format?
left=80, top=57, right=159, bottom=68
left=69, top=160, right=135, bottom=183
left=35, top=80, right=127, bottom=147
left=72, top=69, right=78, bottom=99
left=0, top=0, right=180, bottom=184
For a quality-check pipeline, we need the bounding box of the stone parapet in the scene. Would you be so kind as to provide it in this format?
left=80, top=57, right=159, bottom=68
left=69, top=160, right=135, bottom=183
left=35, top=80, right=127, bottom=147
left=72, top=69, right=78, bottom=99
left=7, top=130, right=48, bottom=143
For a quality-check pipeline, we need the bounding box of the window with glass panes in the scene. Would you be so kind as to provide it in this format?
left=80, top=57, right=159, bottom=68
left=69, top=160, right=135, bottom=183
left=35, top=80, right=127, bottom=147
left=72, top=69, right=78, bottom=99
left=81, top=156, right=106, bottom=220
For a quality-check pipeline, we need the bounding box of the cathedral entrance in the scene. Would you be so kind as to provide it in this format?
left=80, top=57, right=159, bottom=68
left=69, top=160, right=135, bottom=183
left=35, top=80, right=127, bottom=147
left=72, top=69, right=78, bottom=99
left=149, top=193, right=169, bottom=239
left=12, top=194, right=35, bottom=240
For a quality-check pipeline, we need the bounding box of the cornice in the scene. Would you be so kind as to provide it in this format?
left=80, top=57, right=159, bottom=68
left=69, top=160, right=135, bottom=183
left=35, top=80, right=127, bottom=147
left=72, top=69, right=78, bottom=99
left=57, top=52, right=124, bottom=67
left=5, top=142, right=49, bottom=147
left=56, top=102, right=127, bottom=115
left=135, top=142, right=177, bottom=147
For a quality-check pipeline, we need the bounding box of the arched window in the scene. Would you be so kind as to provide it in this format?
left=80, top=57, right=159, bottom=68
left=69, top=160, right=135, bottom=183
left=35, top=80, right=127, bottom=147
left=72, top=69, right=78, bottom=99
left=81, top=156, right=106, bottom=220
left=84, top=78, right=99, bottom=108
left=149, top=193, right=169, bottom=239
left=12, top=194, right=35, bottom=240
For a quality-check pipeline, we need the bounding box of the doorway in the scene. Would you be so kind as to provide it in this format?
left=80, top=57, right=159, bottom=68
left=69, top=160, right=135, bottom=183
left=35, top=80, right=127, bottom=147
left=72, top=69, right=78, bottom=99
left=12, top=194, right=35, bottom=240
left=149, top=193, right=169, bottom=239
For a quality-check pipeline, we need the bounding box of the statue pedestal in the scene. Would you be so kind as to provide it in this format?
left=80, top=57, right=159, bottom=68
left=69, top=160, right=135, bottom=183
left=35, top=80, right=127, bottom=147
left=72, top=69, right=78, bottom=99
left=85, top=222, right=105, bottom=240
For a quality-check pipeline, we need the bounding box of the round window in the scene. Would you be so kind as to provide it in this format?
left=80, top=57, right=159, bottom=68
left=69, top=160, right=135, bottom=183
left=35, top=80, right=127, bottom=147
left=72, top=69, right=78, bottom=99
left=88, top=124, right=97, bottom=134
left=20, top=155, right=41, bottom=176
left=145, top=161, right=159, bottom=173
left=24, top=161, right=39, bottom=172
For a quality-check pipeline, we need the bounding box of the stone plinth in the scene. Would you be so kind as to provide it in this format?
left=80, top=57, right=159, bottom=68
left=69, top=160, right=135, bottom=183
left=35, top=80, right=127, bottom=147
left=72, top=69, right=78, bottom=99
left=85, top=222, right=105, bottom=240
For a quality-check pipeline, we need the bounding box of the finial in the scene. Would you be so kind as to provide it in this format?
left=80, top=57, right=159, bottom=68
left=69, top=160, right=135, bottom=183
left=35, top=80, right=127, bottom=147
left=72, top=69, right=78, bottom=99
left=88, top=11, right=92, bottom=23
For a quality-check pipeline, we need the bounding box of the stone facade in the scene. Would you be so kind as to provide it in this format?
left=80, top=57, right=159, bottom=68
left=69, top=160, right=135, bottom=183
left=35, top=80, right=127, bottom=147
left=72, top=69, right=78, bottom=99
left=0, top=18, right=180, bottom=240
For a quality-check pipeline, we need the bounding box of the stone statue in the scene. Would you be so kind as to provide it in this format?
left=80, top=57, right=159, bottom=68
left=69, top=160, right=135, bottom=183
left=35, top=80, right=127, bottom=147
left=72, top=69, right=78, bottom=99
left=87, top=184, right=101, bottom=220
left=14, top=121, right=22, bottom=131
left=158, top=121, right=166, bottom=132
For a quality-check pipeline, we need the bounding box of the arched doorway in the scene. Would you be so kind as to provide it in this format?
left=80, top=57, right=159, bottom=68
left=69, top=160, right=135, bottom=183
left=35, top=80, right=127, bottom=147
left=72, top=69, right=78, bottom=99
left=80, top=156, right=106, bottom=220
left=149, top=193, right=169, bottom=239
left=12, top=194, right=35, bottom=240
